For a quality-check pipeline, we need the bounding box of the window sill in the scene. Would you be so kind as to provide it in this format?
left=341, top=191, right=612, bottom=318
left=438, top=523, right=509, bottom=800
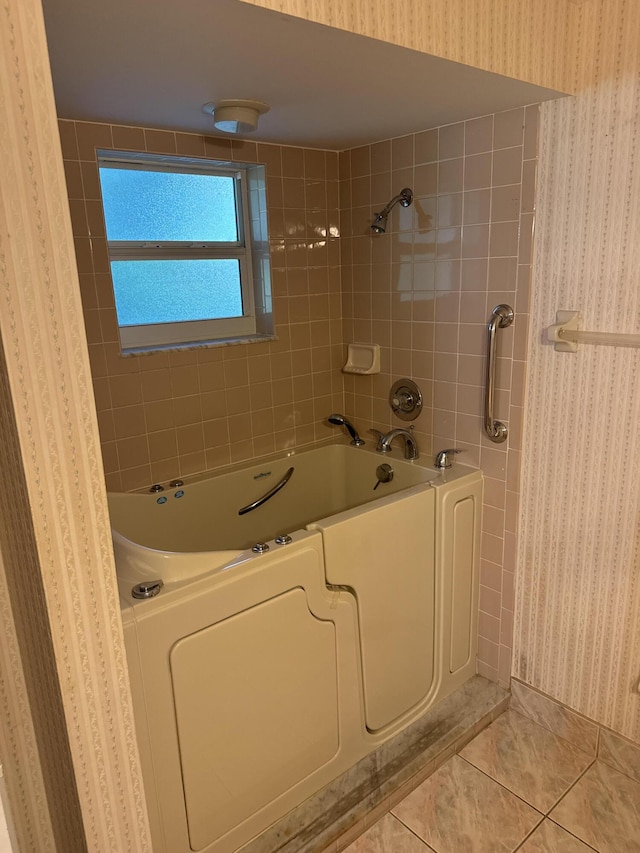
left=121, top=333, right=278, bottom=357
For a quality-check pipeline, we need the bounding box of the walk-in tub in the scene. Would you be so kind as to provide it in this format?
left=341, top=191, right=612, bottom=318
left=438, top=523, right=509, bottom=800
left=114, top=442, right=482, bottom=853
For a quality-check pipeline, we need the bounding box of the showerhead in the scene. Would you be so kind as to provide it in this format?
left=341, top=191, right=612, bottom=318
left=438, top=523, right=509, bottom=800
left=370, top=187, right=413, bottom=234
left=370, top=212, right=388, bottom=234
left=327, top=413, right=364, bottom=445
left=328, top=413, right=347, bottom=426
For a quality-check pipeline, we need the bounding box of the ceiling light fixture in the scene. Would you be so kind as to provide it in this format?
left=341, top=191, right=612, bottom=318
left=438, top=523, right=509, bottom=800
left=201, top=99, right=269, bottom=134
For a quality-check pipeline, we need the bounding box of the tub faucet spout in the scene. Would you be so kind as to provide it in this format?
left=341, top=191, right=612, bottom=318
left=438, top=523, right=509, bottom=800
left=376, top=428, right=419, bottom=460
left=328, top=413, right=365, bottom=446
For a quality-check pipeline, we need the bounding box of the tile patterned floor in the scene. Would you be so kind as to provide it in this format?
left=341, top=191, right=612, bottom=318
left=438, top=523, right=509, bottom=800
left=343, top=709, right=640, bottom=852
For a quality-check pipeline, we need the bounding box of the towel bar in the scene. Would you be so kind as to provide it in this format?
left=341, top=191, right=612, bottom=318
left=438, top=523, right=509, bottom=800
left=548, top=311, right=640, bottom=351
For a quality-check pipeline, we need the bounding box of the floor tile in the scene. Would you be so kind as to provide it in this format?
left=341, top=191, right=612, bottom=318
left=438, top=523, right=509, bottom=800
left=342, top=813, right=433, bottom=852
left=550, top=760, right=640, bottom=852
left=510, top=680, right=598, bottom=755
left=459, top=709, right=593, bottom=812
left=599, top=728, right=640, bottom=784
left=518, top=819, right=595, bottom=851
left=392, top=754, right=541, bottom=852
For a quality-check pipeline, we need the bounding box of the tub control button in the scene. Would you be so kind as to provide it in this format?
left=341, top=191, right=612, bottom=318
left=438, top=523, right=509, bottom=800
left=132, top=580, right=164, bottom=600
left=275, top=534, right=292, bottom=545
left=252, top=542, right=270, bottom=554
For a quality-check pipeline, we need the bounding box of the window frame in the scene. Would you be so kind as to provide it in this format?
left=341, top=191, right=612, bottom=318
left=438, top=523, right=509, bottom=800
left=97, top=151, right=258, bottom=351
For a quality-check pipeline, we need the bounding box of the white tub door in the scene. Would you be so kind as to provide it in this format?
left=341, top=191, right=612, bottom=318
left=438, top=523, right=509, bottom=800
left=311, top=486, right=436, bottom=732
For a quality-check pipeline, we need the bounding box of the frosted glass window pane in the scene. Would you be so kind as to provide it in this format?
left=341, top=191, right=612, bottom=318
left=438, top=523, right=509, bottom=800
left=111, top=260, right=243, bottom=326
left=98, top=168, right=238, bottom=242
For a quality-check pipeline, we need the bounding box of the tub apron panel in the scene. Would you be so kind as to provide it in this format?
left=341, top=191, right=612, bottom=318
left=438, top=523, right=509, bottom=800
left=171, top=588, right=339, bottom=851
left=311, top=487, right=436, bottom=733
left=437, top=471, right=483, bottom=693
left=123, top=531, right=363, bottom=853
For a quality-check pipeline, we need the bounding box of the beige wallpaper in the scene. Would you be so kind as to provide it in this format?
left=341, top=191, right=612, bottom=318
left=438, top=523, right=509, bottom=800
left=0, top=342, right=57, bottom=851
left=60, top=120, right=344, bottom=491
left=0, top=0, right=151, bottom=848
left=0, top=341, right=86, bottom=852
left=515, top=0, right=640, bottom=741
left=340, top=108, right=537, bottom=684
left=238, top=0, right=601, bottom=94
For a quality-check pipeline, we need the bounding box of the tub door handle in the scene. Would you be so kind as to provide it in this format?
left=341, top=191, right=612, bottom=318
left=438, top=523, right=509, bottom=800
left=238, top=467, right=295, bottom=516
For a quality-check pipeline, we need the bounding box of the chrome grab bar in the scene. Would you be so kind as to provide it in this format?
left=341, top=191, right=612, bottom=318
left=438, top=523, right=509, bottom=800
left=238, top=467, right=294, bottom=516
left=484, top=304, right=514, bottom=444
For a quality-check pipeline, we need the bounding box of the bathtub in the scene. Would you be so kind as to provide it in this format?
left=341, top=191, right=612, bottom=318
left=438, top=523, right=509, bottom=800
left=110, top=442, right=441, bottom=586
left=115, top=442, right=482, bottom=853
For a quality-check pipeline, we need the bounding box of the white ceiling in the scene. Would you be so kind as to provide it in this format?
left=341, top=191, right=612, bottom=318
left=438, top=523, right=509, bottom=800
left=42, top=0, right=564, bottom=151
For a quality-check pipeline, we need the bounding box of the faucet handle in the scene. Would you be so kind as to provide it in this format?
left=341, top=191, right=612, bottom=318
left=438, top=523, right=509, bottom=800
left=434, top=448, right=462, bottom=469
left=369, top=428, right=386, bottom=452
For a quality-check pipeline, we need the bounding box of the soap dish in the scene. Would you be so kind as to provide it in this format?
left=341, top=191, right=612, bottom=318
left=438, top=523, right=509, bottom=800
left=342, top=343, right=380, bottom=375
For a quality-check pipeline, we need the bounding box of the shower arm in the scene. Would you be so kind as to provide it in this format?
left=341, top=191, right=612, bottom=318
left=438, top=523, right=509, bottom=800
left=375, top=188, right=413, bottom=219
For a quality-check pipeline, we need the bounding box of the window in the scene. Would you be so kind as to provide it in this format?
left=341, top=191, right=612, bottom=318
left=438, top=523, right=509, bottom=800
left=97, top=151, right=271, bottom=351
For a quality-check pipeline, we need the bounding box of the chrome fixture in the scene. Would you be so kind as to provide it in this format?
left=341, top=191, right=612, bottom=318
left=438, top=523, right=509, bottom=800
left=370, top=188, right=413, bottom=234
left=201, top=99, right=269, bottom=134
left=274, top=534, right=293, bottom=545
left=328, top=413, right=365, bottom=446
left=238, top=467, right=294, bottom=516
left=370, top=428, right=419, bottom=460
left=149, top=484, right=164, bottom=493
left=169, top=479, right=184, bottom=488
left=251, top=543, right=270, bottom=554
left=434, top=448, right=462, bottom=470
left=484, top=304, right=514, bottom=443
left=131, top=579, right=164, bottom=600
left=373, top=463, right=394, bottom=491
left=389, top=378, right=422, bottom=421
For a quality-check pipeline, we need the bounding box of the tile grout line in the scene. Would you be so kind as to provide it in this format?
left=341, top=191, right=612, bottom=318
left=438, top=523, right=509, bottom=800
left=543, top=755, right=598, bottom=818
left=389, top=752, right=545, bottom=853
left=455, top=709, right=598, bottom=823
left=386, top=810, right=436, bottom=851
left=511, top=816, right=599, bottom=853
left=545, top=816, right=600, bottom=852
left=455, top=752, right=545, bottom=818
left=541, top=755, right=602, bottom=850
left=511, top=818, right=545, bottom=852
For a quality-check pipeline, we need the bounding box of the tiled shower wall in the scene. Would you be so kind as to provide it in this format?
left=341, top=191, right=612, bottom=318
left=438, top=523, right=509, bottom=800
left=58, top=119, right=344, bottom=491
left=339, top=106, right=538, bottom=684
